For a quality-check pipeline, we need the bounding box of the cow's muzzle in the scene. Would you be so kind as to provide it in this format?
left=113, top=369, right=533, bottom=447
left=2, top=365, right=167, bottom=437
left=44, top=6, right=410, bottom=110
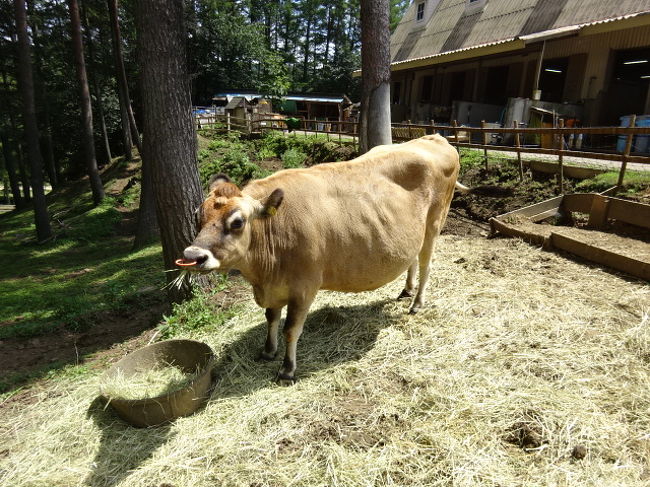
left=179, top=246, right=220, bottom=271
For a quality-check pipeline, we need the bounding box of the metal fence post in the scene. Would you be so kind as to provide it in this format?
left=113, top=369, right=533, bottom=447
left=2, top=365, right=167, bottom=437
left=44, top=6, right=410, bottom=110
left=452, top=120, right=459, bottom=152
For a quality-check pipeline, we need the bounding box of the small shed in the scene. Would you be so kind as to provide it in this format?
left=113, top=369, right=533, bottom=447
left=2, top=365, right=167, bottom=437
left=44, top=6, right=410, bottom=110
left=225, top=96, right=250, bottom=122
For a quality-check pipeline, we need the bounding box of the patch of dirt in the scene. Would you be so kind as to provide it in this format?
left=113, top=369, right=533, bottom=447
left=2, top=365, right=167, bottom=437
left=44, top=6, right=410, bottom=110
left=0, top=296, right=167, bottom=406
left=453, top=165, right=561, bottom=222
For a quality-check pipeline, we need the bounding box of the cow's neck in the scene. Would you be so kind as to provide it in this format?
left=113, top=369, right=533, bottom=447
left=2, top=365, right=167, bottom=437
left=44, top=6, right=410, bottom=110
left=236, top=218, right=280, bottom=287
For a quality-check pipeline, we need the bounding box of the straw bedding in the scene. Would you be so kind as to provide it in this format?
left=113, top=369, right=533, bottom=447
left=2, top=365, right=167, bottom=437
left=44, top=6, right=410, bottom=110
left=1, top=234, right=648, bottom=487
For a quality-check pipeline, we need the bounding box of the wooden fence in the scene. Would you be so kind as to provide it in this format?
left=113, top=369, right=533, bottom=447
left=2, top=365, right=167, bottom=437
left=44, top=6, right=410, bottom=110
left=196, top=113, right=650, bottom=192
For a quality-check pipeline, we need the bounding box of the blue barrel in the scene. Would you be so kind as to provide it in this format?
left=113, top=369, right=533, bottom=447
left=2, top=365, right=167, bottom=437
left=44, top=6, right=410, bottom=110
left=635, top=115, right=650, bottom=153
left=617, top=115, right=633, bottom=153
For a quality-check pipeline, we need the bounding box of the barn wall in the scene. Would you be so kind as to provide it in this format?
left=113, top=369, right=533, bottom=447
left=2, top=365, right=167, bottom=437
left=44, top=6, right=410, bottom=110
left=390, top=24, right=650, bottom=124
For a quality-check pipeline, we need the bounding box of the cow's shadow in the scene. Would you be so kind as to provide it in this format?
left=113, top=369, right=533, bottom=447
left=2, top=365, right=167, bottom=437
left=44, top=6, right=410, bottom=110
left=211, top=297, right=401, bottom=398
left=85, top=297, right=402, bottom=486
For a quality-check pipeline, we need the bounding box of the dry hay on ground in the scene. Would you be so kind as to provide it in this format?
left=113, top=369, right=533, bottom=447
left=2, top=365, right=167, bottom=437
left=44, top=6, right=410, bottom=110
left=1, top=234, right=649, bottom=487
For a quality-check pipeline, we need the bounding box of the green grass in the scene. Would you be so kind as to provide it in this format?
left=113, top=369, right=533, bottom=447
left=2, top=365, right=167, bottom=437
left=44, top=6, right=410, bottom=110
left=576, top=170, right=650, bottom=193
left=0, top=171, right=165, bottom=342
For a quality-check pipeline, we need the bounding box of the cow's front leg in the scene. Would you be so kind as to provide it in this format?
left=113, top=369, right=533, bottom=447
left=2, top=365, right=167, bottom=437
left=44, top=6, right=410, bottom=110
left=259, top=307, right=283, bottom=361
left=277, top=295, right=315, bottom=384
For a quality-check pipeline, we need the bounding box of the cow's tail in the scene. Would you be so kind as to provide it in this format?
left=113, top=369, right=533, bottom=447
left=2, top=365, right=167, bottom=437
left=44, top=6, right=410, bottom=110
left=455, top=181, right=471, bottom=194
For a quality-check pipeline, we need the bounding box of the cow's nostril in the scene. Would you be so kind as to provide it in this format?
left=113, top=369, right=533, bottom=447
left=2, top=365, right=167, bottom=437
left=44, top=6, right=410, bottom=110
left=195, top=255, right=208, bottom=265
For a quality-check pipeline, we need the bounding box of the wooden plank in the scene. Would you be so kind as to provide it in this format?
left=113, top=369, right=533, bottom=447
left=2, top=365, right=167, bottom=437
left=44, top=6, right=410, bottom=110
left=514, top=120, right=523, bottom=181
left=561, top=193, right=596, bottom=213
left=489, top=218, right=549, bottom=246
left=494, top=195, right=564, bottom=220
left=529, top=207, right=562, bottom=223
left=587, top=194, right=610, bottom=229
left=550, top=232, right=650, bottom=281
left=617, top=114, right=636, bottom=190
left=607, top=198, right=650, bottom=229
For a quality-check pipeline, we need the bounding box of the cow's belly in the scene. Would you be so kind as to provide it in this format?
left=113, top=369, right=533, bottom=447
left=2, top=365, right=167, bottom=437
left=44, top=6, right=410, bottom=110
left=319, top=223, right=426, bottom=292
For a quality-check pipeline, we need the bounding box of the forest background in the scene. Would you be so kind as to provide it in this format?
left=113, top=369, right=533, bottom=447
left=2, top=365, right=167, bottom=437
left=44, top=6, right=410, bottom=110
left=0, top=0, right=408, bottom=187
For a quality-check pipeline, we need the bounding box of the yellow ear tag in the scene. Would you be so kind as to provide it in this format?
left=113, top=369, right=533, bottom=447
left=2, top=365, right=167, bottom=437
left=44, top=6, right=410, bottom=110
left=266, top=207, right=277, bottom=216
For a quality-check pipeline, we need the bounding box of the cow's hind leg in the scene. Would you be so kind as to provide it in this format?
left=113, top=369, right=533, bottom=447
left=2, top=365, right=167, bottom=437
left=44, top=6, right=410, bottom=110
left=259, top=307, right=283, bottom=361
left=409, top=228, right=440, bottom=314
left=397, top=260, right=417, bottom=300
left=277, top=293, right=316, bottom=384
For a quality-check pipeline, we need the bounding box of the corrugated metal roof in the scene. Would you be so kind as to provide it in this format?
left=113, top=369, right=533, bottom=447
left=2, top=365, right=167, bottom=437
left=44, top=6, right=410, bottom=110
left=390, top=0, right=650, bottom=65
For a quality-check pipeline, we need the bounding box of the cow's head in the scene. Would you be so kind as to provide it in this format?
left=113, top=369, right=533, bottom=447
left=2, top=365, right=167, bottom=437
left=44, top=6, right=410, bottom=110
left=179, top=174, right=283, bottom=272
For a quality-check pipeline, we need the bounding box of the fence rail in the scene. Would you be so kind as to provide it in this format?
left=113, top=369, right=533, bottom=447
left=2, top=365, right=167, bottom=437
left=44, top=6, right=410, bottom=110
left=195, top=113, right=650, bottom=192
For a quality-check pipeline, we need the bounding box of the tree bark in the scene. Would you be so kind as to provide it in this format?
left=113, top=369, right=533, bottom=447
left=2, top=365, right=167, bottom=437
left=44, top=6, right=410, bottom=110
left=68, top=0, right=105, bottom=206
left=132, top=145, right=159, bottom=250
left=107, top=0, right=134, bottom=160
left=16, top=143, right=31, bottom=202
left=360, top=0, right=392, bottom=153
left=27, top=11, right=58, bottom=190
left=14, top=0, right=51, bottom=241
left=81, top=4, right=112, bottom=166
left=0, top=132, right=24, bottom=209
left=136, top=0, right=204, bottom=303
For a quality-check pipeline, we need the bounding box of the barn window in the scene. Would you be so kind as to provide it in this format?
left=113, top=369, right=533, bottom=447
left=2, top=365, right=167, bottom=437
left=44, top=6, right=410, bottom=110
left=416, top=2, right=425, bottom=21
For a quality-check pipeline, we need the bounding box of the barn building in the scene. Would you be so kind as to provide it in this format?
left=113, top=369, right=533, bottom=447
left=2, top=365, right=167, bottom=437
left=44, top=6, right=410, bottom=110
left=389, top=1, right=650, bottom=128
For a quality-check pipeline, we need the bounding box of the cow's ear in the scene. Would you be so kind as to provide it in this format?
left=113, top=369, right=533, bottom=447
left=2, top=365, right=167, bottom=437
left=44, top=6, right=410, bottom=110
left=261, top=188, right=284, bottom=217
left=208, top=173, right=231, bottom=192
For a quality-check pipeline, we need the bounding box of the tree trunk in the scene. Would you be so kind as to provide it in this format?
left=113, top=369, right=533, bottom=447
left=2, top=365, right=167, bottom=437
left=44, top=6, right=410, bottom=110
left=82, top=4, right=112, bottom=166
left=16, top=143, right=31, bottom=202
left=107, top=0, right=134, bottom=160
left=360, top=0, right=392, bottom=153
left=28, top=10, right=58, bottom=190
left=136, top=0, right=204, bottom=303
left=302, top=17, right=311, bottom=82
left=68, top=0, right=105, bottom=206
left=14, top=0, right=51, bottom=241
left=132, top=145, right=159, bottom=250
left=0, top=132, right=24, bottom=209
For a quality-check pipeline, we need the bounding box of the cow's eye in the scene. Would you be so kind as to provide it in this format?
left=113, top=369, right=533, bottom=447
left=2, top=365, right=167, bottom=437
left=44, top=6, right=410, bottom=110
left=230, top=218, right=245, bottom=230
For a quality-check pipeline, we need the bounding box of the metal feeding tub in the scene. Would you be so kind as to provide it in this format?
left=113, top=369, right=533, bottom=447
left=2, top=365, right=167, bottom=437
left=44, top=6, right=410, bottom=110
left=490, top=192, right=650, bottom=281
left=99, top=339, right=215, bottom=427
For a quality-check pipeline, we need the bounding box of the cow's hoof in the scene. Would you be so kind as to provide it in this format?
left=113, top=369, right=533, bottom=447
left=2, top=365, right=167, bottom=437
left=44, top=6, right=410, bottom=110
left=275, top=371, right=296, bottom=386
left=257, top=351, right=277, bottom=362
left=397, top=289, right=414, bottom=301
left=408, top=305, right=420, bottom=314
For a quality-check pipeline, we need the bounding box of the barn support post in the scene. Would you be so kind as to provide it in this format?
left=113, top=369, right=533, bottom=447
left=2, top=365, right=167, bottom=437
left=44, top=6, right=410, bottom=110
left=514, top=120, right=523, bottom=181
left=226, top=112, right=231, bottom=133
left=557, top=118, right=565, bottom=193
left=407, top=120, right=412, bottom=140
left=481, top=120, right=488, bottom=171
left=430, top=119, right=435, bottom=135
left=617, top=114, right=636, bottom=191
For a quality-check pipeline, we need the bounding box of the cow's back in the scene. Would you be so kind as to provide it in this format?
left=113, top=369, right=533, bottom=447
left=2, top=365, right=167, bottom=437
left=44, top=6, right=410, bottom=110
left=243, top=135, right=459, bottom=293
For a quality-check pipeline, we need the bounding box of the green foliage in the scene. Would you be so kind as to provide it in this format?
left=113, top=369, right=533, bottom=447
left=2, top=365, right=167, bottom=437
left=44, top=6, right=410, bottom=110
left=158, top=278, right=236, bottom=339
left=281, top=148, right=307, bottom=168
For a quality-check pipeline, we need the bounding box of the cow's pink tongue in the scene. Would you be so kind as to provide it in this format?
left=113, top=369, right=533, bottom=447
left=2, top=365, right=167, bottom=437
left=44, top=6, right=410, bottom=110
left=175, top=258, right=197, bottom=267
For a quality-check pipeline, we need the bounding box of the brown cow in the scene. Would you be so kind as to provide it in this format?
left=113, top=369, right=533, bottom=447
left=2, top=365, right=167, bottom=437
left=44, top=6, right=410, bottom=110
left=180, top=134, right=461, bottom=382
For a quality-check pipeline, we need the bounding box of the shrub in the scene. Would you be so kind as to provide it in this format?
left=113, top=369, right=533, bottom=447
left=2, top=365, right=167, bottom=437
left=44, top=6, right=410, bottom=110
left=281, top=148, right=307, bottom=168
